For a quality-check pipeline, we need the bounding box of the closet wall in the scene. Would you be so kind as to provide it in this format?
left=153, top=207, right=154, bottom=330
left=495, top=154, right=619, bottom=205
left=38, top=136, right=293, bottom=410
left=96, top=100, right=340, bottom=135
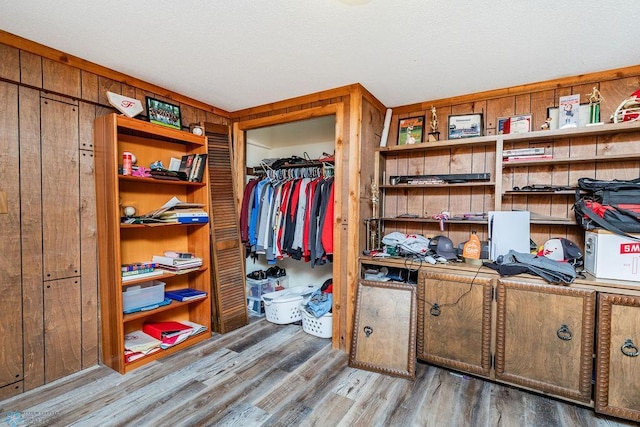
left=0, top=32, right=229, bottom=399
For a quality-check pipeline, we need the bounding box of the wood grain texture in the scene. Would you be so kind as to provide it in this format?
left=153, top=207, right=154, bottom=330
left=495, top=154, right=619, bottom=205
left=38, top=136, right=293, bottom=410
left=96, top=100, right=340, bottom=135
left=495, top=279, right=595, bottom=402
left=595, top=293, right=640, bottom=422
left=0, top=318, right=634, bottom=426
left=0, top=81, right=23, bottom=388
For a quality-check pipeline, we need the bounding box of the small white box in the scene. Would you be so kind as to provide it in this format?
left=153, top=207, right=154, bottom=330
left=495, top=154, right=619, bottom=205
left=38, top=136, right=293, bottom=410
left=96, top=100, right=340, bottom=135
left=122, top=280, right=165, bottom=312
left=584, top=230, right=640, bottom=282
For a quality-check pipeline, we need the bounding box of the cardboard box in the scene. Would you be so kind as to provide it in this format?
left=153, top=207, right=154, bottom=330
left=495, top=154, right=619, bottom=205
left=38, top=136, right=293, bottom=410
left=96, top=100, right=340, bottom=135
left=584, top=230, right=640, bottom=282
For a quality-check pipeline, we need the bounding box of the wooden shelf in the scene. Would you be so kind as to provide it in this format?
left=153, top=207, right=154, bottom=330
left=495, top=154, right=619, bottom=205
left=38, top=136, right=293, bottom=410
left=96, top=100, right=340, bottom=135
left=378, top=134, right=497, bottom=154
left=120, top=266, right=208, bottom=287
left=381, top=217, right=488, bottom=225
left=119, top=175, right=206, bottom=187
left=116, top=115, right=205, bottom=146
left=123, top=332, right=210, bottom=373
left=502, top=153, right=640, bottom=168
left=381, top=182, right=495, bottom=189
left=122, top=297, right=207, bottom=323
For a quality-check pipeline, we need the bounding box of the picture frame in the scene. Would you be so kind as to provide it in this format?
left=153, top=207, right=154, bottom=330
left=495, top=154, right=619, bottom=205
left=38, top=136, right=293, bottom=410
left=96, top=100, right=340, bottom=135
left=398, top=116, right=424, bottom=145
left=145, top=97, right=182, bottom=130
left=448, top=113, right=483, bottom=139
left=547, top=105, right=591, bottom=130
left=349, top=280, right=417, bottom=380
left=497, top=114, right=532, bottom=135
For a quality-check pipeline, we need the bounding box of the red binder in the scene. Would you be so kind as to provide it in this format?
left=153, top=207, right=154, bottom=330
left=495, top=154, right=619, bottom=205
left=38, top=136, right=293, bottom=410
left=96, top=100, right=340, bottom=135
left=142, top=321, right=193, bottom=340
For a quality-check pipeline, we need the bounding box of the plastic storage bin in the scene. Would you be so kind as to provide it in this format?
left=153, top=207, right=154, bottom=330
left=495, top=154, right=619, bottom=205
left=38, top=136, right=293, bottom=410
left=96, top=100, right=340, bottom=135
left=261, top=285, right=318, bottom=324
left=122, top=280, right=165, bottom=312
left=246, top=277, right=276, bottom=298
left=300, top=305, right=332, bottom=338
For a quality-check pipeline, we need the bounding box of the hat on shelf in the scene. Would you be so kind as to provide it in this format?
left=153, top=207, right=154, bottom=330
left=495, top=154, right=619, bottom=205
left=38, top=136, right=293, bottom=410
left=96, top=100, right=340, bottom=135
left=428, top=235, right=458, bottom=260
left=538, top=238, right=583, bottom=264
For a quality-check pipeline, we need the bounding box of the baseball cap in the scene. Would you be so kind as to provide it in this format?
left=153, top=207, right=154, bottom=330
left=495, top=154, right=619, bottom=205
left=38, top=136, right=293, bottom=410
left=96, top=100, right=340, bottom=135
left=428, top=235, right=458, bottom=260
left=538, top=238, right=582, bottom=263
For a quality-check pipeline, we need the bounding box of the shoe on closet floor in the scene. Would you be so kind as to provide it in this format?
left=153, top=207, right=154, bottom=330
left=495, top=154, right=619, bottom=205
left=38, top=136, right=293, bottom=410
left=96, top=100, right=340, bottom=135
left=247, top=270, right=266, bottom=280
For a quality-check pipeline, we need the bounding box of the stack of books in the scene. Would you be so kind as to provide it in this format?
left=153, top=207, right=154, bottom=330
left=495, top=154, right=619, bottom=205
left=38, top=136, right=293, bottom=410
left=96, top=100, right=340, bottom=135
left=502, top=147, right=552, bottom=162
left=121, top=261, right=164, bottom=282
left=142, top=320, right=207, bottom=350
left=123, top=330, right=162, bottom=362
left=152, top=252, right=203, bottom=273
left=157, top=208, right=209, bottom=224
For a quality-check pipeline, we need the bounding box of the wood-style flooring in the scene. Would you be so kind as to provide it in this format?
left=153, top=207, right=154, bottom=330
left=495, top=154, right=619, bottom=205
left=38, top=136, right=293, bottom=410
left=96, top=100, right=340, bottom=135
left=0, top=318, right=634, bottom=427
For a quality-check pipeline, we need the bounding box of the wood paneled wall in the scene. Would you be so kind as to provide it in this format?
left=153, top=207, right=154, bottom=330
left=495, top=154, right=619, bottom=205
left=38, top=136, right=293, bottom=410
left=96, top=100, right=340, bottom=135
left=385, top=66, right=640, bottom=247
left=0, top=36, right=229, bottom=399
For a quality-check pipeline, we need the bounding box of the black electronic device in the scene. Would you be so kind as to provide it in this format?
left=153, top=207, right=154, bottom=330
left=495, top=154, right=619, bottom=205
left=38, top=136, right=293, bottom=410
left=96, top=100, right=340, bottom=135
left=389, top=173, right=490, bottom=185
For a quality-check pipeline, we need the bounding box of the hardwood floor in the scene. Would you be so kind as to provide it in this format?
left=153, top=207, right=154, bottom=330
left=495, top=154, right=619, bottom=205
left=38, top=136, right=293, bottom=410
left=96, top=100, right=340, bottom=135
left=0, top=318, right=634, bottom=427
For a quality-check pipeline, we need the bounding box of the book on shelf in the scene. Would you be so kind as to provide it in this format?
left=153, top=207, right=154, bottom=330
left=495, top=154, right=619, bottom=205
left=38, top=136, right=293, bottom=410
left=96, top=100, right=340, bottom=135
left=179, top=154, right=208, bottom=183
left=124, top=330, right=162, bottom=353
left=141, top=196, right=205, bottom=219
left=163, top=251, right=196, bottom=259
left=122, top=267, right=155, bottom=277
left=121, top=269, right=165, bottom=282
left=124, top=346, right=161, bottom=363
left=165, top=288, right=208, bottom=302
left=143, top=321, right=194, bottom=340
left=121, top=261, right=159, bottom=272
left=151, top=254, right=203, bottom=269
left=180, top=320, right=207, bottom=336
left=503, top=154, right=553, bottom=162
left=158, top=320, right=208, bottom=349
left=502, top=147, right=545, bottom=158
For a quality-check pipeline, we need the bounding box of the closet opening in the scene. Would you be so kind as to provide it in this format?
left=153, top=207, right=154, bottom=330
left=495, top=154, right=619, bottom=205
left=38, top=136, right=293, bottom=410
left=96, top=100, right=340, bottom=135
left=240, top=115, right=336, bottom=321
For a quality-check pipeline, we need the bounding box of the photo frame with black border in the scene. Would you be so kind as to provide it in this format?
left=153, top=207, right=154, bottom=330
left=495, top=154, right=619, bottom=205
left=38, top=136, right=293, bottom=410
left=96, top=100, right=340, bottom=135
left=145, top=96, right=182, bottom=130
left=448, top=113, right=483, bottom=139
left=397, top=116, right=424, bottom=145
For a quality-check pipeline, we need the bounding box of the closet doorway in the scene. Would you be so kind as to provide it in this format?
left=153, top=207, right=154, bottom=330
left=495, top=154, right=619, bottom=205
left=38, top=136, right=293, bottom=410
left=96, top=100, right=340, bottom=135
left=243, top=115, right=335, bottom=311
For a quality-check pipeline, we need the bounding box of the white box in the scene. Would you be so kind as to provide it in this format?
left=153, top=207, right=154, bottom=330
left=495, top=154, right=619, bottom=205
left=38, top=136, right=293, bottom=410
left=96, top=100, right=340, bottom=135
left=122, top=280, right=165, bottom=312
left=584, top=230, right=640, bottom=282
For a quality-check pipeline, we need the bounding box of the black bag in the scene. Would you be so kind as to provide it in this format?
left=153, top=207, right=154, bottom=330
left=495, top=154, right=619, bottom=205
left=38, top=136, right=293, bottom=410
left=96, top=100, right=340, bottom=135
left=574, top=177, right=640, bottom=239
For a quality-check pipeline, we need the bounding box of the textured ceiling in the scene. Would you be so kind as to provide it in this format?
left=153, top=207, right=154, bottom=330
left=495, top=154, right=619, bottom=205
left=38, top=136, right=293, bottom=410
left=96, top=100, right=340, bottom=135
left=1, top=1, right=639, bottom=112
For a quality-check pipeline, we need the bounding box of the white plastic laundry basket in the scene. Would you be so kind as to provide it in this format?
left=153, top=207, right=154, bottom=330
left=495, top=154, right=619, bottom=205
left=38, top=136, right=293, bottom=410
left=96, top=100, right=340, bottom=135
left=261, top=285, right=318, bottom=324
left=300, top=305, right=332, bottom=338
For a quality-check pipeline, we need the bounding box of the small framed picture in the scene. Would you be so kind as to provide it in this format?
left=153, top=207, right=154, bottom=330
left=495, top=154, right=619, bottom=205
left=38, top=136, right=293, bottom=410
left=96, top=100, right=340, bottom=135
left=145, top=97, right=182, bottom=130
left=448, top=113, right=483, bottom=139
left=558, top=94, right=580, bottom=129
left=398, top=116, right=424, bottom=145
left=498, top=114, right=532, bottom=134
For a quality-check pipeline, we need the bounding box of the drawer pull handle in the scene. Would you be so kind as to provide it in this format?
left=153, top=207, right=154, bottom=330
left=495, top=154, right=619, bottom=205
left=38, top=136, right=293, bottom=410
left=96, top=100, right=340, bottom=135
left=363, top=326, right=373, bottom=337
left=621, top=339, right=639, bottom=357
left=429, top=303, right=441, bottom=317
left=557, top=324, right=573, bottom=341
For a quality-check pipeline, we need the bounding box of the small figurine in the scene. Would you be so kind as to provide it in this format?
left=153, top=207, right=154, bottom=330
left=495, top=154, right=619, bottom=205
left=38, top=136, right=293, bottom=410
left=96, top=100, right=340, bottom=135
left=541, top=117, right=553, bottom=130
left=428, top=106, right=440, bottom=141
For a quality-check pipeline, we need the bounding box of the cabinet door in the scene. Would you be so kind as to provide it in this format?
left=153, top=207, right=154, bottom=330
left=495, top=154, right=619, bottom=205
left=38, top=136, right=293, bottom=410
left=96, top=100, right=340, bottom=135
left=495, top=279, right=595, bottom=402
left=417, top=270, right=492, bottom=377
left=595, top=293, right=640, bottom=422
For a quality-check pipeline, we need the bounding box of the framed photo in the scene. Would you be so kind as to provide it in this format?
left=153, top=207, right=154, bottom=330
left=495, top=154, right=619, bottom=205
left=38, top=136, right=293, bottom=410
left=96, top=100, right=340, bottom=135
left=398, top=116, right=424, bottom=145
left=498, top=114, right=532, bottom=134
left=145, top=97, right=182, bottom=130
left=349, top=280, right=417, bottom=379
left=448, top=113, right=483, bottom=139
left=558, top=94, right=580, bottom=129
left=547, top=104, right=591, bottom=130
